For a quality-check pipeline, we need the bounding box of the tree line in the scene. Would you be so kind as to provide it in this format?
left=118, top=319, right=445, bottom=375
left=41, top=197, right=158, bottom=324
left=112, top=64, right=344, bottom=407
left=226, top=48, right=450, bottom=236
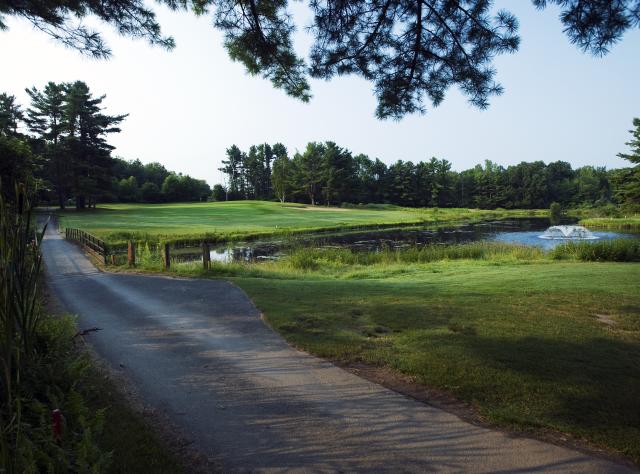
left=0, top=83, right=210, bottom=207
left=217, top=135, right=640, bottom=209
left=111, top=158, right=210, bottom=203
left=3, top=82, right=637, bottom=211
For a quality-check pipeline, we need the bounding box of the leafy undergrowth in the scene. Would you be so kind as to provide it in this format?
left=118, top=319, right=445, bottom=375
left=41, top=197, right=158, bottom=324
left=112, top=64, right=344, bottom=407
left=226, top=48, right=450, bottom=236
left=0, top=312, right=183, bottom=472
left=82, top=364, right=185, bottom=474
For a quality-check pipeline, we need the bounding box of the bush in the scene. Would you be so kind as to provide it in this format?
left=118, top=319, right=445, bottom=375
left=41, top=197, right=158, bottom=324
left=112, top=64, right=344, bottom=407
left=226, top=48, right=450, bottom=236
left=549, top=202, right=562, bottom=224
left=8, top=315, right=111, bottom=472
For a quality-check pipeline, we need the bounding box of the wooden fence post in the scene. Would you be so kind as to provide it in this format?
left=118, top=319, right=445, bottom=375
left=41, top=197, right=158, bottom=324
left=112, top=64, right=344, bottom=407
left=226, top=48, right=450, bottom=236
left=202, top=241, right=210, bottom=270
left=163, top=243, right=171, bottom=270
left=111, top=254, right=117, bottom=265
left=128, top=240, right=135, bottom=267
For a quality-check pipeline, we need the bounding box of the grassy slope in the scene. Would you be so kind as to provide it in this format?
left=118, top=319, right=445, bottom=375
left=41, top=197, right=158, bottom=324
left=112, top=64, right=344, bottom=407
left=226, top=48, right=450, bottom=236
left=56, top=201, right=545, bottom=244
left=221, top=259, right=640, bottom=462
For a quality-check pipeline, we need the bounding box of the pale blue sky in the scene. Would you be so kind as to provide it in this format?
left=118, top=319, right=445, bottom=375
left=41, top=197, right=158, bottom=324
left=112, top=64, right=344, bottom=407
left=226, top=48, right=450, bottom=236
left=1, top=2, right=639, bottom=186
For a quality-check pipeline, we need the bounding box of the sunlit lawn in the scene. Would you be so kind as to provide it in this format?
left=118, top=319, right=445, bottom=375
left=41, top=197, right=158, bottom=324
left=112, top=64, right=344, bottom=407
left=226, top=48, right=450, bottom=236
left=55, top=200, right=545, bottom=244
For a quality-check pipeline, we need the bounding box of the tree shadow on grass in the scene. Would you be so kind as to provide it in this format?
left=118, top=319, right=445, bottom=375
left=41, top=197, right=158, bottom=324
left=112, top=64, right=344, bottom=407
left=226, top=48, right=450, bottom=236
left=440, top=333, right=640, bottom=458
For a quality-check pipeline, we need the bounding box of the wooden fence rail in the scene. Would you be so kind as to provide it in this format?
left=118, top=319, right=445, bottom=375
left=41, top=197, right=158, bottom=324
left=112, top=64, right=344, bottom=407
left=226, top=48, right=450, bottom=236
left=65, top=230, right=216, bottom=270
left=65, top=228, right=109, bottom=265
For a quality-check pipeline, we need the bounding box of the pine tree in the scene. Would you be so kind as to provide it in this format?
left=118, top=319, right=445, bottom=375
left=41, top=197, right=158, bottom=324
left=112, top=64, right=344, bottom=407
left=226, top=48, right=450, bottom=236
left=4, top=1, right=638, bottom=119
left=25, top=82, right=67, bottom=207
left=63, top=81, right=127, bottom=209
left=0, top=92, right=39, bottom=201
left=295, top=143, right=325, bottom=205
left=271, top=147, right=292, bottom=203
left=26, top=81, right=126, bottom=209
left=616, top=118, right=640, bottom=206
left=219, top=145, right=244, bottom=200
left=0, top=93, right=24, bottom=136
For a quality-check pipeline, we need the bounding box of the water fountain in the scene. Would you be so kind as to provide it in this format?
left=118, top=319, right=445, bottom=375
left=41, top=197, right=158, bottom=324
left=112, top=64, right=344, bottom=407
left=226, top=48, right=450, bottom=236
left=539, top=225, right=598, bottom=240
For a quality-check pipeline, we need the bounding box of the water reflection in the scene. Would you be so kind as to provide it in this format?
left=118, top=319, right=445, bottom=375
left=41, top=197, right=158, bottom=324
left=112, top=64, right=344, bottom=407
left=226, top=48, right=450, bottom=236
left=179, top=218, right=636, bottom=264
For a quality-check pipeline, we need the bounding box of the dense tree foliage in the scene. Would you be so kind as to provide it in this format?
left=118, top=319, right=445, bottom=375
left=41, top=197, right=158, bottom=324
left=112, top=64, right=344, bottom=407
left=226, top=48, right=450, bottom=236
left=0, top=93, right=39, bottom=201
left=24, top=81, right=126, bottom=208
left=615, top=117, right=640, bottom=206
left=218, top=140, right=634, bottom=210
left=111, top=157, right=210, bottom=203
left=2, top=84, right=210, bottom=206
left=0, top=0, right=174, bottom=58
left=2, top=0, right=638, bottom=118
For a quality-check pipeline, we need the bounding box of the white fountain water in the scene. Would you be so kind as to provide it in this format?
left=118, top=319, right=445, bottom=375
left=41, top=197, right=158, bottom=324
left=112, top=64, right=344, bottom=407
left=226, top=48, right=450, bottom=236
left=539, top=225, right=598, bottom=240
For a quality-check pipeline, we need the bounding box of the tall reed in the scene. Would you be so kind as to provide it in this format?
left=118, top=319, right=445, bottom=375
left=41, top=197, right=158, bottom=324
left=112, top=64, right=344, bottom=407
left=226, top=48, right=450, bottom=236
left=0, top=187, right=47, bottom=470
left=552, top=239, right=640, bottom=262
left=285, top=242, right=545, bottom=270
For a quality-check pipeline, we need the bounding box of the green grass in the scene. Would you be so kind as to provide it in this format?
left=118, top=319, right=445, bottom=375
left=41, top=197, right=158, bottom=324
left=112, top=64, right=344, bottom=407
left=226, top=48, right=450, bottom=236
left=55, top=201, right=546, bottom=245
left=580, top=216, right=640, bottom=231
left=142, top=249, right=640, bottom=463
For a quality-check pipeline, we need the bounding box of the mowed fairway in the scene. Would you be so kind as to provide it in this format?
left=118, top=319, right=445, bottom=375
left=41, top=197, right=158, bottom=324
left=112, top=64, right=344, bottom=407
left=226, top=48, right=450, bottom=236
left=55, top=201, right=544, bottom=244
left=231, top=260, right=640, bottom=462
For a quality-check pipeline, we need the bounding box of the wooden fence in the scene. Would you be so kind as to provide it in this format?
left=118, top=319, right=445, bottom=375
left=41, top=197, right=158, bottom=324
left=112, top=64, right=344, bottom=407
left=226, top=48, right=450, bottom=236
left=65, top=229, right=214, bottom=270
left=65, top=228, right=109, bottom=265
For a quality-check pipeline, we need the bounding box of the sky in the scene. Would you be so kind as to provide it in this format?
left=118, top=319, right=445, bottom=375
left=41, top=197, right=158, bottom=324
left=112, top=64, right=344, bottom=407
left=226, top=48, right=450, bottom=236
left=1, top=2, right=639, bottom=186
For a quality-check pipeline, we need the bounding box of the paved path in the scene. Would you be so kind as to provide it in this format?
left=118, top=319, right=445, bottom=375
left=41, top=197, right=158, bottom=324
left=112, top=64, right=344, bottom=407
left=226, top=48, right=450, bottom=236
left=42, top=223, right=633, bottom=473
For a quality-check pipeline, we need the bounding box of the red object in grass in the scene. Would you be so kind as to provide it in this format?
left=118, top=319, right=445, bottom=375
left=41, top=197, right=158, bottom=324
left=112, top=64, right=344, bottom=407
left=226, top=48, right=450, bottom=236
left=52, top=409, right=62, bottom=442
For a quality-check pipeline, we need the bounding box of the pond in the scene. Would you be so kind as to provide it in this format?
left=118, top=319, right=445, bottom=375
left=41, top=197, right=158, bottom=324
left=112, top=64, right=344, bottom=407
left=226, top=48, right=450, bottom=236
left=187, top=218, right=637, bottom=264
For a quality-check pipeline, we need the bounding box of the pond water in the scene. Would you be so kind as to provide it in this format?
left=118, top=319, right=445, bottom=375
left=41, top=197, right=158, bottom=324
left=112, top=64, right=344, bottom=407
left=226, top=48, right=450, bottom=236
left=185, top=218, right=636, bottom=264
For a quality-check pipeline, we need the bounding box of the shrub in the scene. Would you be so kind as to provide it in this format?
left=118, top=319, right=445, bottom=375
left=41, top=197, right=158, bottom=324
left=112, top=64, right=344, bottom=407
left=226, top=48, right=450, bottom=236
left=549, top=202, right=562, bottom=224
